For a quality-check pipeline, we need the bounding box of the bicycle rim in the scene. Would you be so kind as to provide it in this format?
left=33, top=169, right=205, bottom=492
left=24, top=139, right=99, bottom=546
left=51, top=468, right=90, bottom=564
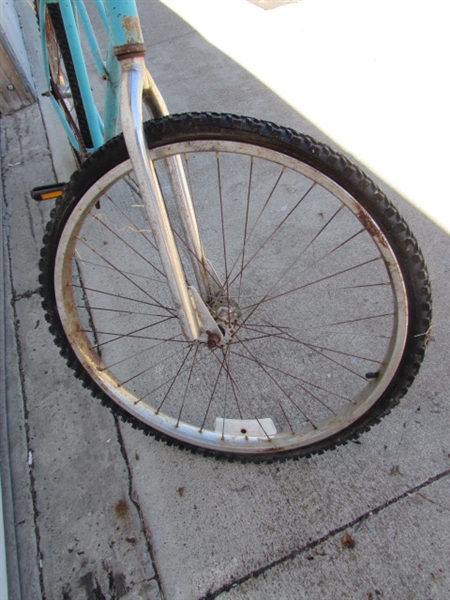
left=51, top=135, right=411, bottom=457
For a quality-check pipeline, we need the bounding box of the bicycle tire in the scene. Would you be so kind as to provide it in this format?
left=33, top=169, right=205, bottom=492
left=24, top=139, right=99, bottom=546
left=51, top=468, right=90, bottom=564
left=36, top=0, right=93, bottom=158
left=39, top=113, right=431, bottom=461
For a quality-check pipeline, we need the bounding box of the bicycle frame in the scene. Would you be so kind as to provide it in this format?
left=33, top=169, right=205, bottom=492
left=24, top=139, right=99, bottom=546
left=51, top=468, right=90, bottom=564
left=40, top=0, right=223, bottom=344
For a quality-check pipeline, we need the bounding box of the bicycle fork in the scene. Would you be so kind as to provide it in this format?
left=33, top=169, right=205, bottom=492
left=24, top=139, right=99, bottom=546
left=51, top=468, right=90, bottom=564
left=118, top=54, right=225, bottom=347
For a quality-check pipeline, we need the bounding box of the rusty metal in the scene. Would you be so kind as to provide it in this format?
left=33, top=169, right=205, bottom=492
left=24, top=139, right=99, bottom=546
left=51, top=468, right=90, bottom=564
left=114, top=43, right=147, bottom=59
left=355, top=205, right=388, bottom=248
left=206, top=332, right=221, bottom=349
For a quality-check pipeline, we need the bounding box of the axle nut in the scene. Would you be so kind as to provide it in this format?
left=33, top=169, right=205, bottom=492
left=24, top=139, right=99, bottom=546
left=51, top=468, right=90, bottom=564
left=207, top=332, right=221, bottom=349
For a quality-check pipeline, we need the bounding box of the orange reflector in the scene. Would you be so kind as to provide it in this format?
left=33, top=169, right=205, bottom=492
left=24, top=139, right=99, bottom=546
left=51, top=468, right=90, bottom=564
left=31, top=183, right=66, bottom=201
left=40, top=190, right=63, bottom=200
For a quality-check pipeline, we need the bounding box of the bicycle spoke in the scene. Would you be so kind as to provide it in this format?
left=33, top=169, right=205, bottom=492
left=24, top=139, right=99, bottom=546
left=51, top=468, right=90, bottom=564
left=234, top=337, right=318, bottom=428
left=98, top=337, right=185, bottom=372
left=216, top=153, right=231, bottom=300
left=216, top=348, right=246, bottom=420
left=72, top=284, right=175, bottom=315
left=87, top=211, right=165, bottom=278
left=85, top=322, right=183, bottom=350
left=135, top=345, right=214, bottom=407
left=244, top=319, right=385, bottom=366
left=236, top=156, right=254, bottom=303
left=230, top=343, right=353, bottom=406
left=199, top=352, right=228, bottom=432
left=175, top=343, right=201, bottom=426
left=227, top=161, right=285, bottom=295
left=74, top=257, right=165, bottom=284
left=241, top=256, right=384, bottom=313
left=156, top=344, right=196, bottom=412
left=75, top=237, right=173, bottom=314
left=227, top=179, right=317, bottom=289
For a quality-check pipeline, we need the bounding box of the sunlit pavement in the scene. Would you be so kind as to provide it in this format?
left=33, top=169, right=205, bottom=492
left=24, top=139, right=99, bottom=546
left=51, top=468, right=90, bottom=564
left=161, top=0, right=450, bottom=233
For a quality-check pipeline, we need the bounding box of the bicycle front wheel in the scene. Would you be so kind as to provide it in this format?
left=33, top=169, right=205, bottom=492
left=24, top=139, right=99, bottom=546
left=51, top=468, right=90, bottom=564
left=40, top=113, right=431, bottom=460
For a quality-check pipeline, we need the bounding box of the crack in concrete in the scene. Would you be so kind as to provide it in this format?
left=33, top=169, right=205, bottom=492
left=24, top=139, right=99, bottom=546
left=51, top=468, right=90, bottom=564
left=4, top=217, right=46, bottom=599
left=13, top=288, right=40, bottom=301
left=202, top=468, right=450, bottom=599
left=1, top=97, right=59, bottom=599
left=114, top=415, right=165, bottom=600
left=1, top=127, right=22, bottom=600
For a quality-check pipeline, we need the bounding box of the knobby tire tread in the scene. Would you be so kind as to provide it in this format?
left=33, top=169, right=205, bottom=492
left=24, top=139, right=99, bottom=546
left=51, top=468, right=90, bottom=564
left=39, top=113, right=432, bottom=462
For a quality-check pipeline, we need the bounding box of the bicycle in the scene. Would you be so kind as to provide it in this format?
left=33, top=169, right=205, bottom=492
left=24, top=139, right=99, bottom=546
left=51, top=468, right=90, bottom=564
left=33, top=0, right=432, bottom=461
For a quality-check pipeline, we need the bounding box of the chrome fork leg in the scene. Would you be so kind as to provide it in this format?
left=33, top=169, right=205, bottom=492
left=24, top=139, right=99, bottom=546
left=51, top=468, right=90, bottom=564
left=141, top=68, right=220, bottom=301
left=119, top=57, right=222, bottom=344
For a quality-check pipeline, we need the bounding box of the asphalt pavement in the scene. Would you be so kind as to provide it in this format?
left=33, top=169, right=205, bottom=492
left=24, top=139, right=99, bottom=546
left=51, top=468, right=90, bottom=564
left=1, top=1, right=449, bottom=599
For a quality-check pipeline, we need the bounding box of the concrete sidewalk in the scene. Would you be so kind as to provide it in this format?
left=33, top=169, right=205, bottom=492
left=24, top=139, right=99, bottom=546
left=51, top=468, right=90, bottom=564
left=1, top=1, right=449, bottom=599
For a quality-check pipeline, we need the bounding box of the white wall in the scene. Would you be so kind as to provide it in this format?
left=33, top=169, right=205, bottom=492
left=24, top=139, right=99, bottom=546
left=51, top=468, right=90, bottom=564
left=0, top=0, right=35, bottom=93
